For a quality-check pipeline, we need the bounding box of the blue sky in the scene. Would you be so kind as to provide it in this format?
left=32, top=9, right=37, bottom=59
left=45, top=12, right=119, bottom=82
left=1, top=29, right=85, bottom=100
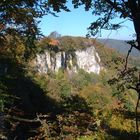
left=39, top=5, right=135, bottom=40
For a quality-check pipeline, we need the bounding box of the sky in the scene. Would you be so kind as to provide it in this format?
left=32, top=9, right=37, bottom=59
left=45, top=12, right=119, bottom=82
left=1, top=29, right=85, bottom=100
left=39, top=4, right=135, bottom=40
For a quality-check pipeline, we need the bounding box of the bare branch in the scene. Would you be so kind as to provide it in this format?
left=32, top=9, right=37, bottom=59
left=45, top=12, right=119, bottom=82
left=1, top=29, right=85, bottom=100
left=135, top=91, right=140, bottom=135
left=5, top=115, right=39, bottom=123
left=123, top=45, right=133, bottom=73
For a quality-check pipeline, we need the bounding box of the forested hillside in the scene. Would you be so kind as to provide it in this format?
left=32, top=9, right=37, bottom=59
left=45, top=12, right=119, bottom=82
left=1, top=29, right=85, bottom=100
left=97, top=39, right=140, bottom=58
left=0, top=36, right=139, bottom=140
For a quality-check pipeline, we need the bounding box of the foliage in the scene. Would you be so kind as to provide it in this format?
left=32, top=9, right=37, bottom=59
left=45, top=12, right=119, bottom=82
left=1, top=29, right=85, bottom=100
left=59, top=36, right=92, bottom=51
left=70, top=69, right=100, bottom=91
left=108, top=67, right=139, bottom=92
left=108, top=113, right=135, bottom=133
left=0, top=33, right=139, bottom=139
left=93, top=40, right=124, bottom=70
left=80, top=84, right=112, bottom=110
left=129, top=57, right=140, bottom=69
left=0, top=35, right=27, bottom=62
left=1, top=0, right=140, bottom=51
left=84, top=0, right=140, bottom=51
left=36, top=98, right=94, bottom=139
left=1, top=0, right=140, bottom=139
left=37, top=36, right=94, bottom=53
left=0, top=0, right=70, bottom=47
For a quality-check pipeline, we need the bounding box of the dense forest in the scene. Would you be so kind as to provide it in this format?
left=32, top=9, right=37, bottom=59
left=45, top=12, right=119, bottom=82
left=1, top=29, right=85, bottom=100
left=1, top=0, right=140, bottom=139
left=0, top=35, right=140, bottom=140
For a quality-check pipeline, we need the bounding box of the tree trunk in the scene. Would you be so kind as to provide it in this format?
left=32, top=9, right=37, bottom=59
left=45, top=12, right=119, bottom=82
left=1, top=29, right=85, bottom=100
left=128, top=0, right=140, bottom=51
left=133, top=15, right=140, bottom=51
left=135, top=92, right=140, bottom=139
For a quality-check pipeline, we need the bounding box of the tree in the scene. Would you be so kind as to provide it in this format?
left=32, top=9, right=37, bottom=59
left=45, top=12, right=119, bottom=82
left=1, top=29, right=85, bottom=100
left=0, top=0, right=69, bottom=50
left=67, top=0, right=140, bottom=136
left=68, top=0, right=140, bottom=51
left=1, top=0, right=140, bottom=52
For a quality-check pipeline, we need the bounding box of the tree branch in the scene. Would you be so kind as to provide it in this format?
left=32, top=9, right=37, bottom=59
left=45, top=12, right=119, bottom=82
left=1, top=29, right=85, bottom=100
left=135, top=92, right=139, bottom=136
left=138, top=0, right=140, bottom=10
left=105, top=0, right=132, bottom=18
left=122, top=44, right=133, bottom=73
left=101, top=7, right=113, bottom=29
left=5, top=115, right=39, bottom=123
left=128, top=0, right=137, bottom=17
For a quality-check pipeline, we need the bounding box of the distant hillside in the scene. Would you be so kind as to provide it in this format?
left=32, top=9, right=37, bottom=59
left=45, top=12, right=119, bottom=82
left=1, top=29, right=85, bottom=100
left=97, top=39, right=140, bottom=58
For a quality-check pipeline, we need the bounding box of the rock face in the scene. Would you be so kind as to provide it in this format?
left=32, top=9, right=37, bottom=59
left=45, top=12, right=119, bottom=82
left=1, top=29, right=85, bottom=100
left=34, top=46, right=101, bottom=74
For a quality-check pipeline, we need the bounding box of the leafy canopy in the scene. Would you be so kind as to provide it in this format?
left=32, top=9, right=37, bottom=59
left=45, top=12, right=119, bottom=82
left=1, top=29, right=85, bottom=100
left=71, top=0, right=140, bottom=51
left=1, top=0, right=140, bottom=52
left=0, top=0, right=69, bottom=48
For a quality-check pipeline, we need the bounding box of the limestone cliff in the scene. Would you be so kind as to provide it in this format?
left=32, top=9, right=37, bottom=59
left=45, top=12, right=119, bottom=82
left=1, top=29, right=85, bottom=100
left=33, top=45, right=101, bottom=74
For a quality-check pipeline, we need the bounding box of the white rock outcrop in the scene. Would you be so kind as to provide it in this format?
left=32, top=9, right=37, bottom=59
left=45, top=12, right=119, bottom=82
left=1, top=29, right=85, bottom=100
left=34, top=46, right=101, bottom=74
left=75, top=46, right=100, bottom=74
